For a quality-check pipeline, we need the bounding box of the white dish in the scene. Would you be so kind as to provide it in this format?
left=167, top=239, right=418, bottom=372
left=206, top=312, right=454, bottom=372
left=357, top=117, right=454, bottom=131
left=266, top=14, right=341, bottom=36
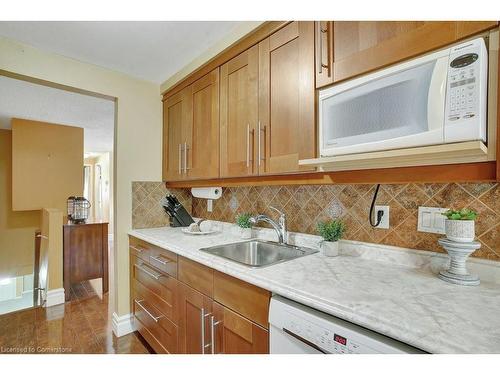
left=181, top=228, right=218, bottom=235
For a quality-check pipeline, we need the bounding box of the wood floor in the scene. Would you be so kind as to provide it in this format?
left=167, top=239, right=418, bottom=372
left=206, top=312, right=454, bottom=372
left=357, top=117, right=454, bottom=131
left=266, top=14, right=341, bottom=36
left=0, top=280, right=152, bottom=354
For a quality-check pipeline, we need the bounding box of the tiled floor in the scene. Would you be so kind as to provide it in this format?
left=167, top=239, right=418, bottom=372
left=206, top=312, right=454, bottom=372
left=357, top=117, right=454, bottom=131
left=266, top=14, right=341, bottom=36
left=0, top=280, right=152, bottom=354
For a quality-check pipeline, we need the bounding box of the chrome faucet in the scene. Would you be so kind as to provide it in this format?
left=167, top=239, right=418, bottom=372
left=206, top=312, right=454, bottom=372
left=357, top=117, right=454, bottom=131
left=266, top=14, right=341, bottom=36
left=250, top=206, right=288, bottom=244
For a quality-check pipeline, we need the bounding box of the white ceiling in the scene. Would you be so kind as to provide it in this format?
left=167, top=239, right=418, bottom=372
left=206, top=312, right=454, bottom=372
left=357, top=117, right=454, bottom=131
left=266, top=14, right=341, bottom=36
left=0, top=75, right=114, bottom=152
left=0, top=21, right=244, bottom=83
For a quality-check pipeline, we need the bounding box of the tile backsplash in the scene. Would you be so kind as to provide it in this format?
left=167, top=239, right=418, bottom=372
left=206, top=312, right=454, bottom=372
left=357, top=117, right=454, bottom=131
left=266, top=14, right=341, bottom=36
left=132, top=182, right=191, bottom=229
left=191, top=183, right=499, bottom=261
left=131, top=181, right=498, bottom=261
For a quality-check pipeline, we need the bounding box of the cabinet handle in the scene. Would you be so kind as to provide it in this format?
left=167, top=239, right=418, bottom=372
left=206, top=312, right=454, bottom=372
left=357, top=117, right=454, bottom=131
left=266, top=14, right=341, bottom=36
left=316, top=22, right=329, bottom=74
left=246, top=124, right=250, bottom=168
left=150, top=255, right=170, bottom=266
left=134, top=263, right=162, bottom=280
left=200, top=308, right=212, bottom=354
left=258, top=122, right=266, bottom=166
left=178, top=143, right=182, bottom=174
left=183, top=142, right=191, bottom=173
left=210, top=315, right=222, bottom=354
left=130, top=245, right=144, bottom=254
left=316, top=22, right=322, bottom=74
left=134, top=299, right=163, bottom=323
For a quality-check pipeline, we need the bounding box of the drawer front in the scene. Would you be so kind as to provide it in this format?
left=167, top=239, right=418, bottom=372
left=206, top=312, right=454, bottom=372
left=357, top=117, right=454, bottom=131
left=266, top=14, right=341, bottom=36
left=178, top=256, right=214, bottom=297
left=133, top=276, right=178, bottom=324
left=213, top=270, right=270, bottom=328
left=132, top=261, right=178, bottom=323
left=129, top=236, right=178, bottom=277
left=133, top=293, right=178, bottom=354
left=148, top=247, right=178, bottom=278
left=134, top=317, right=167, bottom=354
left=129, top=236, right=153, bottom=263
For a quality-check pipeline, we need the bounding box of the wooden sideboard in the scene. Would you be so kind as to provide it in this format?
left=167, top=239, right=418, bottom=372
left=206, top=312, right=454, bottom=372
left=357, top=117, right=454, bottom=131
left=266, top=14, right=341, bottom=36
left=63, top=221, right=109, bottom=300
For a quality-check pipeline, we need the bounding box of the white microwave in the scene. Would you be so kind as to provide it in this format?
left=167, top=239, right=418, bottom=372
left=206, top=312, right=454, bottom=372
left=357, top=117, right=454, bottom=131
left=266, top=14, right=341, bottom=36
left=318, top=38, right=488, bottom=157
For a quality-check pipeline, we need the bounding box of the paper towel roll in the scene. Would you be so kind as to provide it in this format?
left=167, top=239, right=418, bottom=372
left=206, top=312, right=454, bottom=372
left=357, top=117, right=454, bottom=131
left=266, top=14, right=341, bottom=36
left=191, top=187, right=222, bottom=200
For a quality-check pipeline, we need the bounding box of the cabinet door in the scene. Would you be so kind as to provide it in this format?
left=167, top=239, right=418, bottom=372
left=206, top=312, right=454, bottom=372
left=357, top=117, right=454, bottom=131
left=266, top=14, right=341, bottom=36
left=332, top=21, right=498, bottom=83
left=178, top=282, right=213, bottom=354
left=163, top=88, right=189, bottom=181
left=315, top=21, right=334, bottom=88
left=220, top=45, right=259, bottom=177
left=212, top=302, right=269, bottom=354
left=259, top=21, right=316, bottom=175
left=185, top=69, right=220, bottom=180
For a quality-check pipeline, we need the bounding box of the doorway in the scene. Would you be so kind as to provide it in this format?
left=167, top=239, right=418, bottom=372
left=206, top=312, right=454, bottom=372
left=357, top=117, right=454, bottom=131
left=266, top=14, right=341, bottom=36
left=0, top=71, right=116, bottom=314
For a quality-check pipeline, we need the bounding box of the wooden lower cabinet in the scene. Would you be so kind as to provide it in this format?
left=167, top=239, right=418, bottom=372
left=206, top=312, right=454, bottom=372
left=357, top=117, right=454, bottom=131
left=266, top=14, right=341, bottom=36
left=133, top=290, right=179, bottom=354
left=212, top=302, right=269, bottom=354
left=130, top=237, right=270, bottom=354
left=177, top=282, right=213, bottom=354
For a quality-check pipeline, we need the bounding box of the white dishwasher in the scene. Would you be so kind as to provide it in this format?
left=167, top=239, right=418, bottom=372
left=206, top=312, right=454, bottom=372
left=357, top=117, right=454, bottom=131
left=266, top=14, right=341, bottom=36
left=269, top=295, right=424, bottom=354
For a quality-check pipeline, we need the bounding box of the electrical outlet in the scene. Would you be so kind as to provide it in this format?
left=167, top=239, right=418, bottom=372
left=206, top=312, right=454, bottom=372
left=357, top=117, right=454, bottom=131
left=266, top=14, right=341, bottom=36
left=375, top=205, right=390, bottom=229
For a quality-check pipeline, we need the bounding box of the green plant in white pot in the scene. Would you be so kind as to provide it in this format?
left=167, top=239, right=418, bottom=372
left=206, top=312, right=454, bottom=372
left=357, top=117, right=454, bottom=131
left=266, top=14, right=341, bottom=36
left=236, top=213, right=253, bottom=239
left=442, top=209, right=478, bottom=243
left=317, top=219, right=345, bottom=257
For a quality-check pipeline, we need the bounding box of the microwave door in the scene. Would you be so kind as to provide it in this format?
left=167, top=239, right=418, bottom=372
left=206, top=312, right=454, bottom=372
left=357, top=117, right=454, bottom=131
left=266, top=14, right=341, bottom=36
left=320, top=56, right=447, bottom=157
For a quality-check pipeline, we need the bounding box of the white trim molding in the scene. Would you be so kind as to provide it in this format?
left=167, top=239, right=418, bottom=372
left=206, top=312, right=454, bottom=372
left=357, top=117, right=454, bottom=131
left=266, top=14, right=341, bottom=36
left=112, top=312, right=135, bottom=337
left=44, top=288, right=65, bottom=307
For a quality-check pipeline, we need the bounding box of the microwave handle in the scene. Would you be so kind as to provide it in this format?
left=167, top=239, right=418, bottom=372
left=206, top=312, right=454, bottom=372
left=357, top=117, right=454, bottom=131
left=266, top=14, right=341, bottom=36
left=427, top=57, right=449, bottom=134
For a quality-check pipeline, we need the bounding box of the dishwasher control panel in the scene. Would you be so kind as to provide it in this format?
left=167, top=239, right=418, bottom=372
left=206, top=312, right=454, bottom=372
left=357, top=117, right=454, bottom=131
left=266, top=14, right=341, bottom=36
left=269, top=295, right=424, bottom=354
left=285, top=316, right=374, bottom=354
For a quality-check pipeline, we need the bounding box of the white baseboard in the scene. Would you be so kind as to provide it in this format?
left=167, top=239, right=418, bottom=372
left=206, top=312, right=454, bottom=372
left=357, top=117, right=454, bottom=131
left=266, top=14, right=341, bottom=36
left=44, top=288, right=65, bottom=307
left=112, top=312, right=135, bottom=337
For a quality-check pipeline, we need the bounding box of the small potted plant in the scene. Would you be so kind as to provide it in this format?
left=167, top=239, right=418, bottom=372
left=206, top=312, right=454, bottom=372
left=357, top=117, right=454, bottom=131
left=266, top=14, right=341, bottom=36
left=236, top=213, right=253, bottom=239
left=442, top=208, right=478, bottom=243
left=317, top=219, right=346, bottom=257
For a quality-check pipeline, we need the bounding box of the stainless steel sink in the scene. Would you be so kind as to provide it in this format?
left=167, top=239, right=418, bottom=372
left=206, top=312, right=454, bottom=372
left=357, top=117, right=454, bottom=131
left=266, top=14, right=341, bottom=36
left=199, top=240, right=318, bottom=268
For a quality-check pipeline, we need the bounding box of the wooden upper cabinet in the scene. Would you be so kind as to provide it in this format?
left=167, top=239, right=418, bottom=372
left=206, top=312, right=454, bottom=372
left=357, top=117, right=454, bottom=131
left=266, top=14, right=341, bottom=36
left=323, top=21, right=498, bottom=85
left=212, top=302, right=268, bottom=354
left=220, top=45, right=259, bottom=178
left=185, top=69, right=220, bottom=180
left=163, top=88, right=189, bottom=181
left=258, top=21, right=316, bottom=175
left=163, top=69, right=220, bottom=181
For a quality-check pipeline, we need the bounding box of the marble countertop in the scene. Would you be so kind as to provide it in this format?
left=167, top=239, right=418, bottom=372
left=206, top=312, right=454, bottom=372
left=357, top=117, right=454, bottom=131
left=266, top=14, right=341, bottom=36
left=129, top=223, right=500, bottom=354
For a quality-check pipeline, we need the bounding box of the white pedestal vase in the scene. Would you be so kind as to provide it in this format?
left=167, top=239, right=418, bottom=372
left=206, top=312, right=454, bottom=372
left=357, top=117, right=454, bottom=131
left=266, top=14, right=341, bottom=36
left=240, top=227, right=252, bottom=239
left=321, top=241, right=339, bottom=257
left=438, top=238, right=481, bottom=286
left=444, top=219, right=475, bottom=242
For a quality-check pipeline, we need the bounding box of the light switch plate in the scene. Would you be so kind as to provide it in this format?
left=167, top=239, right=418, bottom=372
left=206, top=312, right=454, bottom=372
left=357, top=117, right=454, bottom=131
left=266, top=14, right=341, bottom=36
left=375, top=205, right=390, bottom=229
left=417, top=206, right=448, bottom=234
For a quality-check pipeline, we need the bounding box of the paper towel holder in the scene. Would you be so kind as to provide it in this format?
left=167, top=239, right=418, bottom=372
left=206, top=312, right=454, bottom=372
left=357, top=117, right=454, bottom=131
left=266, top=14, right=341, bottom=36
left=191, top=187, right=222, bottom=212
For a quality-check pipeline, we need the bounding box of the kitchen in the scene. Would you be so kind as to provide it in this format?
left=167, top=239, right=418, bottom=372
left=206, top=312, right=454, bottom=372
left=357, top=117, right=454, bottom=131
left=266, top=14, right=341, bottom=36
left=1, top=0, right=500, bottom=373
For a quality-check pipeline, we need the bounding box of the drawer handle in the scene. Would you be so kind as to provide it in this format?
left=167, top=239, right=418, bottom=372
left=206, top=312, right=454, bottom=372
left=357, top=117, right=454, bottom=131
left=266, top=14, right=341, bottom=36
left=130, top=245, right=146, bottom=254
left=134, top=263, right=162, bottom=280
left=134, top=299, right=163, bottom=323
left=150, top=255, right=171, bottom=266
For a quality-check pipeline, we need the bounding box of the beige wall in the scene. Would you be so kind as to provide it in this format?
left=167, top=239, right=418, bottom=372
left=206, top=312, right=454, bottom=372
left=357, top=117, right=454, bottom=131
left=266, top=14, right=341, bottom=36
left=0, top=129, right=41, bottom=278
left=12, top=118, right=84, bottom=212
left=0, top=36, right=162, bottom=316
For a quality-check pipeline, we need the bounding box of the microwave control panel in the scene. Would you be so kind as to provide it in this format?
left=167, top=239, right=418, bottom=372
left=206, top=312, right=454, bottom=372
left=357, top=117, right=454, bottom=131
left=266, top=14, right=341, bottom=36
left=444, top=38, right=487, bottom=143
